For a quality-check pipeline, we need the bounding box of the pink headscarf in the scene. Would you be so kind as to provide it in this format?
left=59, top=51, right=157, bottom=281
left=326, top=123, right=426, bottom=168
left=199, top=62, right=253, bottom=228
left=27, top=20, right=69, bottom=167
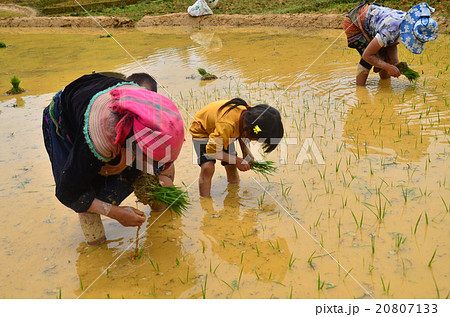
left=110, top=87, right=184, bottom=163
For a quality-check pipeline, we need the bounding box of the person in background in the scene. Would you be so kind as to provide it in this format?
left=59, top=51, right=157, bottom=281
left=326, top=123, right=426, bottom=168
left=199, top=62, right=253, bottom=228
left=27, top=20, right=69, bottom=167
left=42, top=73, right=184, bottom=245
left=343, top=2, right=438, bottom=86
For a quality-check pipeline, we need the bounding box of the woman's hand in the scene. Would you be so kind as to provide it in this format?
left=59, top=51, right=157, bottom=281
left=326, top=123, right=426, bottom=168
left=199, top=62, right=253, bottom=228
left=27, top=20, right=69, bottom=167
left=109, top=206, right=146, bottom=227
left=236, top=157, right=251, bottom=172
left=384, top=64, right=401, bottom=78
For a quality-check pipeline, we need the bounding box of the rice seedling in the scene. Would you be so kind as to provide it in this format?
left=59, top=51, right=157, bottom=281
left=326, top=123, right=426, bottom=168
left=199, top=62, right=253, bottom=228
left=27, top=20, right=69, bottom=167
left=428, top=248, right=437, bottom=267
left=288, top=252, right=296, bottom=270
left=213, top=263, right=220, bottom=274
left=314, top=211, right=323, bottom=227
left=289, top=286, right=293, bottom=299
left=370, top=234, right=375, bottom=255
left=337, top=219, right=341, bottom=239
left=6, top=76, right=25, bottom=94
left=221, top=279, right=236, bottom=292
left=254, top=268, right=261, bottom=280
left=274, top=281, right=286, bottom=287
left=240, top=252, right=245, bottom=264
left=106, top=269, right=110, bottom=278
left=280, top=180, right=292, bottom=200
left=149, top=259, right=160, bottom=272
left=293, top=224, right=298, bottom=240
left=175, top=258, right=180, bottom=266
left=255, top=243, right=260, bottom=256
left=201, top=274, right=208, bottom=299
left=307, top=250, right=316, bottom=268
left=432, top=276, right=440, bottom=299
left=393, top=233, right=407, bottom=251
left=251, top=160, right=277, bottom=178
left=179, top=266, right=190, bottom=284
left=0, top=42, right=6, bottom=48
left=441, top=196, right=449, bottom=213
left=380, top=276, right=391, bottom=296
left=237, top=266, right=244, bottom=289
left=339, top=267, right=353, bottom=282
left=79, top=278, right=84, bottom=291
left=257, top=191, right=266, bottom=209
left=198, top=68, right=217, bottom=81
left=133, top=174, right=190, bottom=216
left=57, top=288, right=61, bottom=299
left=317, top=273, right=325, bottom=290
left=350, top=210, right=359, bottom=229
left=401, top=187, right=411, bottom=203
left=414, top=213, right=422, bottom=235
left=136, top=246, right=145, bottom=260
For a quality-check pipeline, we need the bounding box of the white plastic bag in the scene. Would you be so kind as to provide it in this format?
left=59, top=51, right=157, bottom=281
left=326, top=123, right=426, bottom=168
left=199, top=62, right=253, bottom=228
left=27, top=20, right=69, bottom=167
left=188, top=0, right=215, bottom=17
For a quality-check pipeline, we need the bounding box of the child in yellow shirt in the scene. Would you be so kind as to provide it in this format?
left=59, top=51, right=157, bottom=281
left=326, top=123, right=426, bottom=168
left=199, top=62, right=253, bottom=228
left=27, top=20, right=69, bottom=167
left=190, top=98, right=284, bottom=197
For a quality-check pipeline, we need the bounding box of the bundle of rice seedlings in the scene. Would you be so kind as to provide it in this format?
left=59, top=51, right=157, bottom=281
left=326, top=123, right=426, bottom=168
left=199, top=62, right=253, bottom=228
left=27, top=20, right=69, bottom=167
left=198, top=68, right=217, bottom=80
left=251, top=160, right=277, bottom=178
left=133, top=174, right=190, bottom=216
left=6, top=76, right=25, bottom=95
left=396, top=62, right=420, bottom=82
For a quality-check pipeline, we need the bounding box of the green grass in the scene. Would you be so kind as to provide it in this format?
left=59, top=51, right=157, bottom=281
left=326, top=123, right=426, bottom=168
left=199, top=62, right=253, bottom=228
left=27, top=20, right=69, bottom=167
left=4, top=0, right=447, bottom=21
left=0, top=10, right=26, bottom=17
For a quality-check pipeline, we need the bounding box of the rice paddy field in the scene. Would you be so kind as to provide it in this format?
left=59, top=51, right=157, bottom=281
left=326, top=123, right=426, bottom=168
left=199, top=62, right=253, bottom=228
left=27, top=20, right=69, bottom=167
left=0, top=26, right=448, bottom=299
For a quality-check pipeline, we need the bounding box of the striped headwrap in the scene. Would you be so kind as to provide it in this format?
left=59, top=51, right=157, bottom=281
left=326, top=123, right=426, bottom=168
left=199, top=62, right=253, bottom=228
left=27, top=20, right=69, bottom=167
left=110, top=87, right=185, bottom=163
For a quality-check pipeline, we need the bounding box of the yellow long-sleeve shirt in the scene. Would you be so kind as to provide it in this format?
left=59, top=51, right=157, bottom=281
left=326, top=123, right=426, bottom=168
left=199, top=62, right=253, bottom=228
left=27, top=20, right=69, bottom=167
left=189, top=100, right=246, bottom=154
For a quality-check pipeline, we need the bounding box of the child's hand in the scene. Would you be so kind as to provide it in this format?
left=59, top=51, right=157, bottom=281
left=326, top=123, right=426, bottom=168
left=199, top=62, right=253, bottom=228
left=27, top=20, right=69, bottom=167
left=236, top=157, right=251, bottom=172
left=111, top=206, right=146, bottom=227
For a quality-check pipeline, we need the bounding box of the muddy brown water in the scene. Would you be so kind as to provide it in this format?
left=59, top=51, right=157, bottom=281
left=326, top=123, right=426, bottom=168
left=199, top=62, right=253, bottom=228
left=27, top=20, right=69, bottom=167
left=0, top=26, right=448, bottom=299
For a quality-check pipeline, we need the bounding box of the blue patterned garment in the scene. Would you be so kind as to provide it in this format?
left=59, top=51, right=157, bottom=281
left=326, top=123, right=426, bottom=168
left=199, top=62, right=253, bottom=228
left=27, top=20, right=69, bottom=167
left=364, top=4, right=406, bottom=47
left=400, top=3, right=438, bottom=54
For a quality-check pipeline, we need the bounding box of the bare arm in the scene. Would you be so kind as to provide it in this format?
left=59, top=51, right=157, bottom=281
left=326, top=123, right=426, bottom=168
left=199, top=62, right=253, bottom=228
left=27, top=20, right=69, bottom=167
left=238, top=138, right=255, bottom=163
left=362, top=38, right=400, bottom=78
left=209, top=151, right=251, bottom=171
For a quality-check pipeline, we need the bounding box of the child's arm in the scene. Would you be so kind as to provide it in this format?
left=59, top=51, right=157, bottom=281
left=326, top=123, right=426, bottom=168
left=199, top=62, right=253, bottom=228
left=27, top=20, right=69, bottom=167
left=238, top=138, right=255, bottom=163
left=210, top=151, right=251, bottom=171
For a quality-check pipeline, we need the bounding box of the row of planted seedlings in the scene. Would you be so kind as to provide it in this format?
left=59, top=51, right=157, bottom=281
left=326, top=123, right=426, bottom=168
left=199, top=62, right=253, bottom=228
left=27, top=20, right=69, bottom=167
left=281, top=85, right=448, bottom=298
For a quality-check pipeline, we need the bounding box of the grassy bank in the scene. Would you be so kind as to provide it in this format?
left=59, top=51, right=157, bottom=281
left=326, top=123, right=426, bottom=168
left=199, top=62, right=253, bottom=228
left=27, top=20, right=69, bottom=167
left=0, top=0, right=448, bottom=21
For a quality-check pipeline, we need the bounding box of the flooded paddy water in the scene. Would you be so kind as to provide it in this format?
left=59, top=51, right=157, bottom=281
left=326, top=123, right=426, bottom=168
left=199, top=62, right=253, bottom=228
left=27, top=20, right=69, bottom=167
left=0, top=26, right=448, bottom=299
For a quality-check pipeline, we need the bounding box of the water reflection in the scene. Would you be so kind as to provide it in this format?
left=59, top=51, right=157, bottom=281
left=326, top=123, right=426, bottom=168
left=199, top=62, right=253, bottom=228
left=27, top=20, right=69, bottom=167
left=190, top=31, right=223, bottom=52
left=75, top=211, right=198, bottom=298
left=343, top=85, right=432, bottom=161
left=200, top=184, right=289, bottom=283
